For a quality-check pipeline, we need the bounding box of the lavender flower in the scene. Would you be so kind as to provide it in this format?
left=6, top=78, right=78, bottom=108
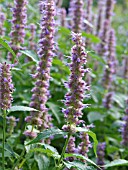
left=97, top=142, right=106, bottom=169
left=105, top=0, right=116, bottom=26
left=68, top=0, right=84, bottom=33
left=102, top=29, right=117, bottom=89
left=7, top=116, right=19, bottom=134
left=121, top=99, right=128, bottom=147
left=62, top=32, right=89, bottom=132
left=0, top=63, right=14, bottom=110
left=8, top=0, right=28, bottom=60
left=29, top=23, right=37, bottom=51
left=103, top=91, right=114, bottom=109
left=66, top=136, right=76, bottom=162
left=96, top=0, right=106, bottom=36
left=84, top=0, right=93, bottom=47
left=25, top=0, right=55, bottom=139
left=78, top=132, right=91, bottom=160
left=60, top=8, right=66, bottom=27
left=0, top=11, right=6, bottom=36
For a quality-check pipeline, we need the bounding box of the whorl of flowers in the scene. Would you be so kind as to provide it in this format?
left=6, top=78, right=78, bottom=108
left=102, top=29, right=116, bottom=89
left=97, top=19, right=110, bottom=56
left=0, top=63, right=14, bottom=110
left=121, top=99, right=128, bottom=147
left=29, top=23, right=37, bottom=51
left=69, top=0, right=84, bottom=33
left=97, top=142, right=106, bottom=169
left=8, top=0, right=28, bottom=60
left=60, top=8, right=66, bottom=27
left=66, top=136, right=76, bottom=162
left=7, top=116, right=19, bottom=134
left=0, top=11, right=6, bottom=36
left=25, top=0, right=55, bottom=137
left=62, top=32, right=89, bottom=132
left=105, top=0, right=116, bottom=25
left=96, top=0, right=106, bottom=36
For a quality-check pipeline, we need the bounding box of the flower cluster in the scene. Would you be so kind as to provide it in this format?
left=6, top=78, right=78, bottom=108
left=25, top=0, right=55, bottom=138
left=121, top=99, right=128, bottom=147
left=62, top=32, right=89, bottom=131
left=29, top=23, right=37, bottom=51
left=66, top=136, right=76, bottom=162
left=7, top=116, right=19, bottom=135
left=8, top=0, right=28, bottom=60
left=60, top=8, right=66, bottom=27
left=102, top=29, right=116, bottom=89
left=69, top=0, right=84, bottom=33
left=0, top=63, right=14, bottom=110
left=96, top=0, right=106, bottom=36
left=97, top=142, right=106, bottom=169
left=0, top=11, right=6, bottom=36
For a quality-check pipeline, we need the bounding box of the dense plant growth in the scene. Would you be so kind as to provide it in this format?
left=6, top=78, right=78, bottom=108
left=0, top=0, right=128, bottom=170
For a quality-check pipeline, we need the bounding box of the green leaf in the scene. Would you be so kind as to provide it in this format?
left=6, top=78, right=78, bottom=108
left=88, top=112, right=106, bottom=123
left=9, top=106, right=39, bottom=112
left=35, top=154, right=50, bottom=170
left=64, top=153, right=101, bottom=169
left=83, top=19, right=93, bottom=28
left=64, top=160, right=87, bottom=170
left=76, top=127, right=98, bottom=157
left=89, top=53, right=105, bottom=63
left=0, top=37, right=16, bottom=58
left=47, top=102, right=61, bottom=124
left=104, top=159, right=128, bottom=168
left=82, top=32, right=101, bottom=43
left=20, top=50, right=39, bottom=63
left=26, top=127, right=67, bottom=145
left=58, top=26, right=71, bottom=36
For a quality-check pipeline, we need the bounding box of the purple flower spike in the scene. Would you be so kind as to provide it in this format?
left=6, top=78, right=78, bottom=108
left=102, top=29, right=117, bottom=89
left=25, top=0, right=55, bottom=141
left=97, top=142, right=106, bottom=169
left=0, top=63, right=14, bottom=110
left=8, top=0, right=28, bottom=60
left=29, top=23, right=37, bottom=51
left=66, top=136, right=76, bottom=162
left=68, top=0, right=84, bottom=33
left=0, top=11, right=6, bottom=36
left=62, top=32, right=89, bottom=131
left=7, top=116, right=18, bottom=134
left=121, top=99, right=128, bottom=147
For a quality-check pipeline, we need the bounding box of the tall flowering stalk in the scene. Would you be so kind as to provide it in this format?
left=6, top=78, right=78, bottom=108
left=25, top=0, right=55, bottom=139
left=8, top=0, right=28, bottom=61
left=68, top=0, right=84, bottom=33
left=84, top=0, right=93, bottom=47
left=0, top=11, right=6, bottom=36
left=121, top=99, right=128, bottom=147
left=60, top=8, right=66, bottom=27
left=29, top=23, right=37, bottom=51
left=123, top=56, right=128, bottom=79
left=97, top=142, right=106, bottom=170
left=96, top=0, right=106, bottom=36
left=102, top=29, right=116, bottom=109
left=0, top=63, right=14, bottom=170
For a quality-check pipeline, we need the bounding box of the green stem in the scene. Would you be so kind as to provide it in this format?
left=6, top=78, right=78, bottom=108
left=12, top=148, right=25, bottom=170
left=57, top=133, right=71, bottom=169
left=2, top=110, right=6, bottom=170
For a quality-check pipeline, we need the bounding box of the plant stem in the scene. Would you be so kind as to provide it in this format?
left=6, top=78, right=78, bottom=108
left=12, top=148, right=25, bottom=170
left=2, top=110, right=6, bottom=170
left=57, top=133, right=71, bottom=169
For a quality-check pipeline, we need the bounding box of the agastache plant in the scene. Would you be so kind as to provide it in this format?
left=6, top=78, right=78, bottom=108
left=8, top=0, right=28, bottom=61
left=25, top=0, right=55, bottom=140
left=121, top=99, right=128, bottom=147
left=97, top=142, right=106, bottom=170
left=29, top=23, right=37, bottom=51
left=0, top=11, right=6, bottom=36
left=69, top=0, right=84, bottom=33
left=0, top=62, right=14, bottom=170
left=96, top=0, right=106, bottom=36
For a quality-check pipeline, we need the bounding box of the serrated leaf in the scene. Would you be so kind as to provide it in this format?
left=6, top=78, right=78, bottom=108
left=26, top=127, right=67, bottom=145
left=20, top=50, right=39, bottom=63
left=64, top=160, right=87, bottom=170
left=0, top=37, right=16, bottom=58
left=9, top=106, right=39, bottom=112
left=76, top=127, right=98, bottom=157
left=64, top=153, right=101, bottom=169
left=47, top=102, right=61, bottom=124
left=104, top=159, right=128, bottom=168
